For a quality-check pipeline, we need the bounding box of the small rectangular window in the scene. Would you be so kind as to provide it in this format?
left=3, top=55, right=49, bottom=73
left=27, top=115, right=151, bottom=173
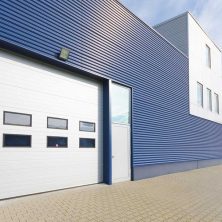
left=47, top=117, right=68, bottom=130
left=4, top=111, right=32, bottom=126
left=79, top=121, right=95, bottom=132
left=47, top=136, right=68, bottom=148
left=206, top=44, right=211, bottom=68
left=207, top=88, right=212, bottom=111
left=79, top=138, right=95, bottom=148
left=3, top=134, right=31, bottom=147
left=197, top=82, right=203, bottom=107
left=112, top=83, right=131, bottom=124
left=214, top=93, right=219, bottom=114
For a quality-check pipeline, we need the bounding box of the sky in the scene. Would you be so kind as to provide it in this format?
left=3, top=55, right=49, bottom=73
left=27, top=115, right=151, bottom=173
left=120, top=0, right=222, bottom=49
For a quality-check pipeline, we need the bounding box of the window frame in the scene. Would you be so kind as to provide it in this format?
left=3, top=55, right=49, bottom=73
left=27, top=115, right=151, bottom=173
left=3, top=134, right=32, bottom=148
left=207, top=88, right=212, bottom=111
left=79, top=121, right=96, bottom=132
left=47, top=136, right=68, bottom=148
left=111, top=82, right=131, bottom=125
left=214, top=93, right=220, bottom=114
left=197, top=82, right=204, bottom=107
left=47, top=116, right=68, bottom=130
left=79, top=138, right=96, bottom=148
left=3, top=111, right=32, bottom=127
left=206, top=44, right=211, bottom=68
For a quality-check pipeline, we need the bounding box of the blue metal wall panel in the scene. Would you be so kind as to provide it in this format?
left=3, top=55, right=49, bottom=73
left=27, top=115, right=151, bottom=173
left=1, top=0, right=222, bottom=167
left=154, top=13, right=188, bottom=56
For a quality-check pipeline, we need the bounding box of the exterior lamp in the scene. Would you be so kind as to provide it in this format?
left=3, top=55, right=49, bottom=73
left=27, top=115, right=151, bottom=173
left=59, top=48, right=70, bottom=61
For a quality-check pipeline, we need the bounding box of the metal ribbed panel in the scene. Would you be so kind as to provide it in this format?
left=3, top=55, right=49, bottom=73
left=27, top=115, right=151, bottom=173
left=1, top=0, right=222, bottom=167
left=154, top=13, right=189, bottom=56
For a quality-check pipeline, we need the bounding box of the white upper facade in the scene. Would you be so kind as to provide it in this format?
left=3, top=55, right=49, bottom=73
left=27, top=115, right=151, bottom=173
left=154, top=12, right=222, bottom=124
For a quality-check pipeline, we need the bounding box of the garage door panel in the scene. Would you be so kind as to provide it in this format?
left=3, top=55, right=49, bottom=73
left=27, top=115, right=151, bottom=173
left=0, top=149, right=103, bottom=199
left=0, top=50, right=103, bottom=199
left=0, top=129, right=103, bottom=149
left=0, top=59, right=101, bottom=102
left=0, top=85, right=101, bottom=116
left=0, top=83, right=100, bottom=107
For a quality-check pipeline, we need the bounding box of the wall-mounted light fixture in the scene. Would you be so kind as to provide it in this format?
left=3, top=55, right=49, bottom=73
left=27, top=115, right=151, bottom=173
left=59, top=48, right=70, bottom=61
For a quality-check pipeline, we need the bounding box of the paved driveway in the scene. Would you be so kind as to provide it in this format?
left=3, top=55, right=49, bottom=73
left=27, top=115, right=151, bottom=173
left=1, top=165, right=222, bottom=222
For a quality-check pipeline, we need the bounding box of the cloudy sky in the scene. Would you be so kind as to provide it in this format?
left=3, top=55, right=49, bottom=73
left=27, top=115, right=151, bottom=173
left=120, top=0, right=222, bottom=49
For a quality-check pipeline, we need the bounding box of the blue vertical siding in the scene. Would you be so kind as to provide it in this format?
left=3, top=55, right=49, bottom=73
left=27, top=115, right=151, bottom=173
left=1, top=0, right=222, bottom=167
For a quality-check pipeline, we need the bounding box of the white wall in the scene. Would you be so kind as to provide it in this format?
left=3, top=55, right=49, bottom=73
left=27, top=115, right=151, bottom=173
left=0, top=50, right=103, bottom=199
left=188, top=14, right=222, bottom=124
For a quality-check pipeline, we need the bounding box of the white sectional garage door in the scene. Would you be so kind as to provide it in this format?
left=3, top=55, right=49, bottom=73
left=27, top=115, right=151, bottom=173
left=0, top=50, right=103, bottom=199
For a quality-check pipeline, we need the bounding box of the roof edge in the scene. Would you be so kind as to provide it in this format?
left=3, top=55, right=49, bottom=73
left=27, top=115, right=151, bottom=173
left=187, top=12, right=221, bottom=52
left=154, top=11, right=221, bottom=52
left=153, top=11, right=189, bottom=28
left=115, top=1, right=188, bottom=59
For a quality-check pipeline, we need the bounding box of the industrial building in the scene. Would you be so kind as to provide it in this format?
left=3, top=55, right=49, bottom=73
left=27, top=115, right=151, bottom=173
left=0, top=1, right=221, bottom=199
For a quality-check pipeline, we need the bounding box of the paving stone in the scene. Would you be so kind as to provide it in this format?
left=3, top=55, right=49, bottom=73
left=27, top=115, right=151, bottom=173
left=1, top=166, right=222, bottom=221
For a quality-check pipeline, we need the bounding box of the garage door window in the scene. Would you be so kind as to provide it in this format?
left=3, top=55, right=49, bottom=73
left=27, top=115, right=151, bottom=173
left=79, top=138, right=95, bottom=148
left=47, top=117, right=68, bottom=130
left=3, top=134, right=31, bottom=147
left=79, top=121, right=95, bottom=132
left=4, top=111, right=32, bottom=127
left=47, top=136, right=68, bottom=148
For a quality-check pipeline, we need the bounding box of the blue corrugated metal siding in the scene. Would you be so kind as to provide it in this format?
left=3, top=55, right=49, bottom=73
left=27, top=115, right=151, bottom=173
left=154, top=13, right=188, bottom=56
left=1, top=0, right=222, bottom=167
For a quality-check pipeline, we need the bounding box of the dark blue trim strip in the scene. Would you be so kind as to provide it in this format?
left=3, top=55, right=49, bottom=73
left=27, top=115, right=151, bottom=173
left=130, top=87, right=134, bottom=181
left=103, top=79, right=112, bottom=184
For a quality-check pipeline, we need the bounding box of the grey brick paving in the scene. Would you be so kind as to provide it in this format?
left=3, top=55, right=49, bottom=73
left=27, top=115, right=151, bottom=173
left=1, top=165, right=222, bottom=221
